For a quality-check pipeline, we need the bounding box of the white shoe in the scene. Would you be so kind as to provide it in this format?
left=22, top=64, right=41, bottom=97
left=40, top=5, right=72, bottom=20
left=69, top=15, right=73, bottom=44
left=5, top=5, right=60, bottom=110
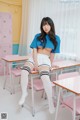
left=19, top=93, right=28, bottom=106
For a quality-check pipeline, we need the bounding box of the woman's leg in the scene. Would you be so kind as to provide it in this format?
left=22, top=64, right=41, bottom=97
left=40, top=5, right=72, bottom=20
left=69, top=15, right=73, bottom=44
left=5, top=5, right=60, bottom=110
left=19, top=61, right=34, bottom=105
left=38, top=65, right=55, bottom=114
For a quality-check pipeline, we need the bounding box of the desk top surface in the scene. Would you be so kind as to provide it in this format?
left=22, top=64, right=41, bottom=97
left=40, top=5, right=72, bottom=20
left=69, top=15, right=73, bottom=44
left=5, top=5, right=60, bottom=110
left=53, top=75, right=80, bottom=95
left=2, top=55, right=80, bottom=73
left=2, top=55, right=28, bottom=62
left=30, top=60, right=80, bottom=74
left=52, top=60, right=80, bottom=70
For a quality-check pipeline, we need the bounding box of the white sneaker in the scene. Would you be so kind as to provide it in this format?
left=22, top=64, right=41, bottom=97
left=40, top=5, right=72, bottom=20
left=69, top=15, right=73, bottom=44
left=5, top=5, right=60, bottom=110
left=19, top=93, right=28, bottom=106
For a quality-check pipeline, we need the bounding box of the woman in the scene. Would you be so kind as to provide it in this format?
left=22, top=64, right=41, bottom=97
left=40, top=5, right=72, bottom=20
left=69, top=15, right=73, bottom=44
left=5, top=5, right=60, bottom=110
left=19, top=17, right=60, bottom=114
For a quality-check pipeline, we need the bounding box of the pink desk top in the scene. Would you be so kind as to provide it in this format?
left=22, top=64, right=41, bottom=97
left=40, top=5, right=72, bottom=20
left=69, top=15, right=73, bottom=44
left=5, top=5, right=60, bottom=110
left=2, top=55, right=29, bottom=62
left=30, top=60, right=80, bottom=74
left=53, top=75, right=80, bottom=95
left=52, top=60, right=80, bottom=70
left=2, top=56, right=80, bottom=74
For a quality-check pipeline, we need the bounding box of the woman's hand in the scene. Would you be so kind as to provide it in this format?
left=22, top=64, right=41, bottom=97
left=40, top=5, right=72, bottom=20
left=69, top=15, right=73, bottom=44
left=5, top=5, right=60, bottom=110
left=50, top=65, right=59, bottom=71
left=34, top=63, right=38, bottom=71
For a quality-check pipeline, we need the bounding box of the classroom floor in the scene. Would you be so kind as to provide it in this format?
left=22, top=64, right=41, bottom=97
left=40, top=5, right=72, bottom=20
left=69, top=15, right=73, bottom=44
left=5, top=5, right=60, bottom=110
left=0, top=76, right=73, bottom=120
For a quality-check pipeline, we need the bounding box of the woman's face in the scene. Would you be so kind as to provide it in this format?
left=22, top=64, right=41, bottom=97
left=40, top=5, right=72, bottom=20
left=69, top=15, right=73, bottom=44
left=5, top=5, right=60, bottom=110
left=42, top=23, right=51, bottom=34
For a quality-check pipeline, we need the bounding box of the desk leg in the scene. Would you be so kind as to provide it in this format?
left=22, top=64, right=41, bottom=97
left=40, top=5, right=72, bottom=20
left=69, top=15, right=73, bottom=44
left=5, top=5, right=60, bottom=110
left=73, top=94, right=76, bottom=120
left=31, top=76, right=35, bottom=116
left=3, top=61, right=6, bottom=89
left=9, top=63, right=13, bottom=94
left=55, top=87, right=61, bottom=120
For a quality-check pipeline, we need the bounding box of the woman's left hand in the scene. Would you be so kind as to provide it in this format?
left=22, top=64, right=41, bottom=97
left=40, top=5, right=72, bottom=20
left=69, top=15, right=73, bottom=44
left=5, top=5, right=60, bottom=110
left=34, top=64, right=38, bottom=71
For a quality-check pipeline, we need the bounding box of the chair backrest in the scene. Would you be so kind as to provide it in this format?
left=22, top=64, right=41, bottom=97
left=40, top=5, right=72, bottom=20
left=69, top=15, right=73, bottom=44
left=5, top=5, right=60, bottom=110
left=58, top=72, right=80, bottom=118
left=33, top=79, right=44, bottom=91
left=11, top=68, right=21, bottom=76
left=28, top=78, right=44, bottom=91
left=58, top=71, right=79, bottom=80
left=62, top=96, right=80, bottom=115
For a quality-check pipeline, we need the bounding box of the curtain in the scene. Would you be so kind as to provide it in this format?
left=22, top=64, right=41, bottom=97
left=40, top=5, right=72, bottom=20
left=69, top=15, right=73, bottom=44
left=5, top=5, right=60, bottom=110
left=19, top=0, right=80, bottom=58
left=26, top=0, right=55, bottom=54
left=55, top=1, right=80, bottom=58
left=18, top=0, right=28, bottom=55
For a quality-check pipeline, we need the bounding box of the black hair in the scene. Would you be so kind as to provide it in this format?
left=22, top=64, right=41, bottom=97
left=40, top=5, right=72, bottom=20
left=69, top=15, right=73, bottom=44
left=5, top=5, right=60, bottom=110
left=37, top=17, right=57, bottom=51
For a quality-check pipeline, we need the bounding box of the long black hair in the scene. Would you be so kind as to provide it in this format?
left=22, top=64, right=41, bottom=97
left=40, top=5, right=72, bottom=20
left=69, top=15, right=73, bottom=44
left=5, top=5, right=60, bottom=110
left=37, top=17, right=57, bottom=51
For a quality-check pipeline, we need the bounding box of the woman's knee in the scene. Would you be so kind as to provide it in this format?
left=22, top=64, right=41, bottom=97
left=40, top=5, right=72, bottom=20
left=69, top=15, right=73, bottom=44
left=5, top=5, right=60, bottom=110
left=38, top=65, right=50, bottom=77
left=21, top=61, right=34, bottom=72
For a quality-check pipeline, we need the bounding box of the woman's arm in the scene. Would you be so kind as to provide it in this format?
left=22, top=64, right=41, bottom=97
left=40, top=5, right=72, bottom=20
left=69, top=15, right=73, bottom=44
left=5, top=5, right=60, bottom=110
left=50, top=53, right=59, bottom=70
left=32, top=48, right=38, bottom=70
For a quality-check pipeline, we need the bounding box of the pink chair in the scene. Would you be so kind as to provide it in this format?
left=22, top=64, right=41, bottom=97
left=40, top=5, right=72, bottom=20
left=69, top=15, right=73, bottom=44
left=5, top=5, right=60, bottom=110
left=57, top=71, right=80, bottom=98
left=11, top=68, right=21, bottom=94
left=58, top=71, right=79, bottom=80
left=62, top=96, right=80, bottom=116
left=11, top=69, right=44, bottom=95
left=11, top=66, right=55, bottom=90
left=11, top=69, right=43, bottom=94
left=28, top=71, right=56, bottom=116
left=57, top=72, right=80, bottom=120
left=28, top=78, right=44, bottom=91
left=28, top=77, right=55, bottom=99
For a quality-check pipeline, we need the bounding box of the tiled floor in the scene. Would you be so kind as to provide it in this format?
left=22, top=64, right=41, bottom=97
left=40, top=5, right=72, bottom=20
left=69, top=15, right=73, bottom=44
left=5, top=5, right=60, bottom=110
left=0, top=76, right=73, bottom=120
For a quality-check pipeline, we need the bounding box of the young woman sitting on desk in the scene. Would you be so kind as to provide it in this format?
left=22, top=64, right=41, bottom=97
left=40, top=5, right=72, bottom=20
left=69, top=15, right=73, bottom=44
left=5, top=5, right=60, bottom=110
left=19, top=17, right=60, bottom=114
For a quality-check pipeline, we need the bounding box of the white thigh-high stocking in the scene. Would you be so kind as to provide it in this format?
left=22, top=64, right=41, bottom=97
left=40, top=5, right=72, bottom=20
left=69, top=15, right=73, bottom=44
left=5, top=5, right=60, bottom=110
left=19, top=70, right=29, bottom=105
left=41, top=75, right=55, bottom=114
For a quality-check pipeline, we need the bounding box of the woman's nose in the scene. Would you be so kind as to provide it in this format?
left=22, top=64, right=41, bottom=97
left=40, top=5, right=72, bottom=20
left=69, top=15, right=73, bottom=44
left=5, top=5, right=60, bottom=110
left=45, top=25, right=48, bottom=29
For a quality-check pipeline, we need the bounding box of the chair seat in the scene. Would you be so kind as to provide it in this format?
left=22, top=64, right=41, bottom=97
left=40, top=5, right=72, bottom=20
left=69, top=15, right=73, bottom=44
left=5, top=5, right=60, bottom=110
left=28, top=79, right=44, bottom=91
left=11, top=68, right=21, bottom=76
left=33, top=79, right=44, bottom=91
left=29, top=78, right=55, bottom=91
left=11, top=69, right=55, bottom=94
left=63, top=96, right=80, bottom=115
left=57, top=72, right=80, bottom=116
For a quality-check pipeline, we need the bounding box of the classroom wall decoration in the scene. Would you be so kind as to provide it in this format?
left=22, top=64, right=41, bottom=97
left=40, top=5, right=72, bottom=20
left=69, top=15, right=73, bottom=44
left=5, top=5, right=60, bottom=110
left=0, top=12, right=12, bottom=75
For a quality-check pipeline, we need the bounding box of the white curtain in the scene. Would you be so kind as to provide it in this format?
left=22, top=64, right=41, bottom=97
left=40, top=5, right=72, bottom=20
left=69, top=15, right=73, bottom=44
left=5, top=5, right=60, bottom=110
left=18, top=0, right=28, bottom=55
left=19, top=0, right=80, bottom=58
left=26, top=0, right=55, bottom=54
left=55, top=1, right=80, bottom=58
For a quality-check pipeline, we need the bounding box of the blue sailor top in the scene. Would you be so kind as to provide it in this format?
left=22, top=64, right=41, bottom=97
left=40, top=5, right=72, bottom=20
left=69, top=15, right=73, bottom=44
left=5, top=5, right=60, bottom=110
left=30, top=33, right=60, bottom=53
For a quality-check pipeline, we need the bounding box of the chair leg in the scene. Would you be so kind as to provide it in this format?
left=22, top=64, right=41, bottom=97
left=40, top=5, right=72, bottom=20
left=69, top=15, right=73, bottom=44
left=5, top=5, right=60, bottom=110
left=3, top=77, right=7, bottom=89
left=11, top=74, right=15, bottom=94
left=18, top=77, right=21, bottom=84
left=41, top=90, right=44, bottom=98
left=44, top=92, right=47, bottom=99
left=31, top=76, right=35, bottom=116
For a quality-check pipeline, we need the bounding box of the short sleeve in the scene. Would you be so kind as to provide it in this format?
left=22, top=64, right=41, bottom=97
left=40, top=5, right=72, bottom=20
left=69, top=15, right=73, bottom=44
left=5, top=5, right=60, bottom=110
left=30, top=35, right=37, bottom=48
left=51, top=35, right=60, bottom=53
